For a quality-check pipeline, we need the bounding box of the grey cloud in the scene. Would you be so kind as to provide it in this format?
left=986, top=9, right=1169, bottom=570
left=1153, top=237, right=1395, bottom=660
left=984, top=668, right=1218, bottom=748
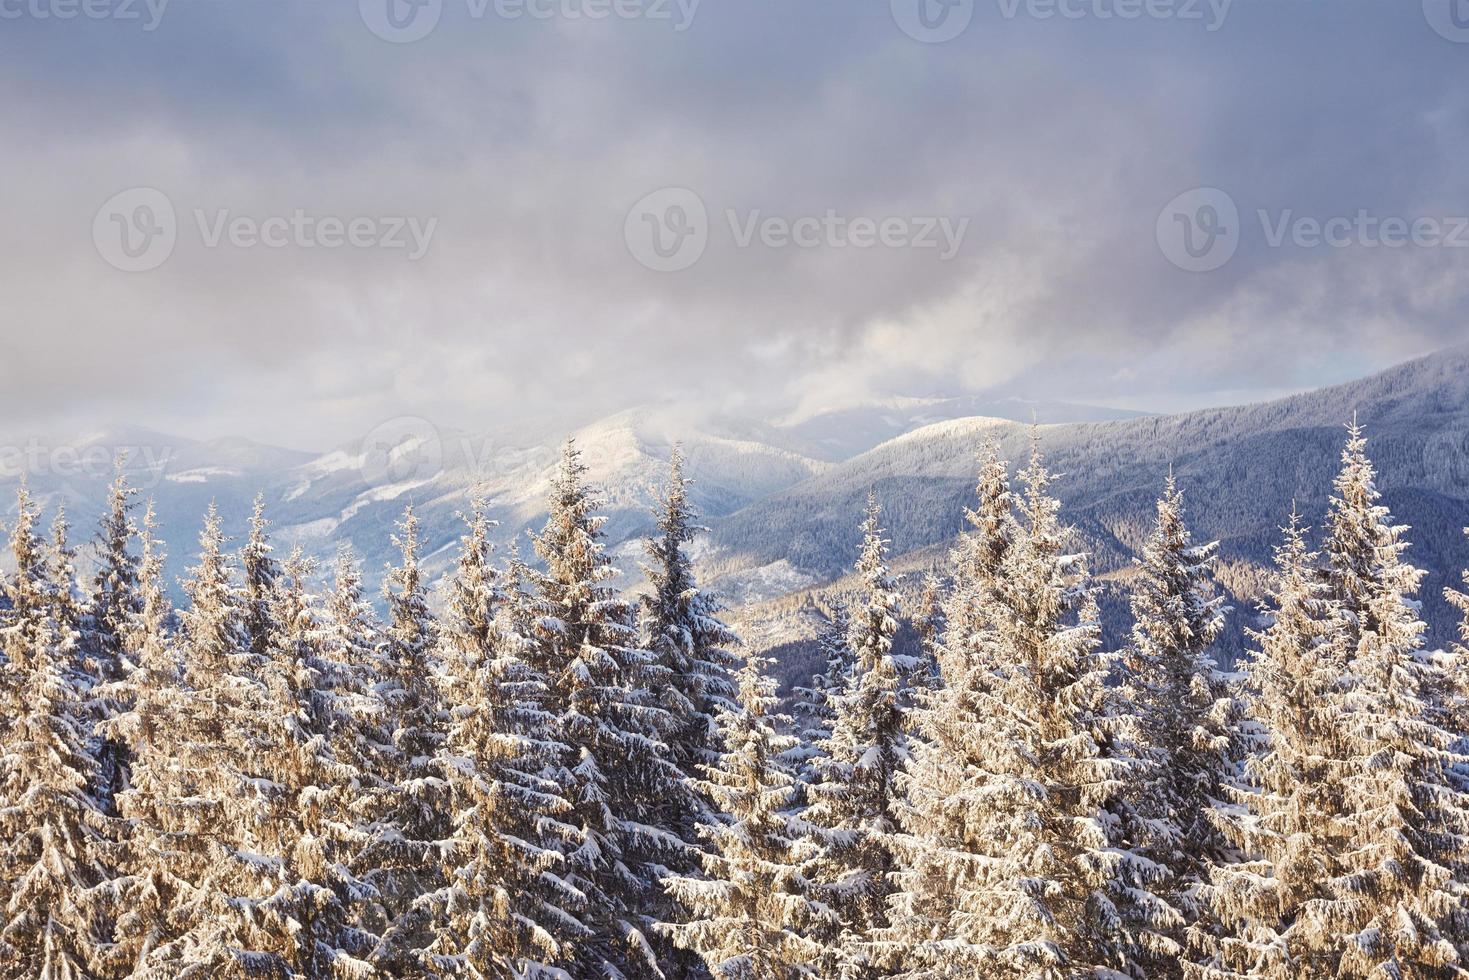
left=0, top=0, right=1464, bottom=447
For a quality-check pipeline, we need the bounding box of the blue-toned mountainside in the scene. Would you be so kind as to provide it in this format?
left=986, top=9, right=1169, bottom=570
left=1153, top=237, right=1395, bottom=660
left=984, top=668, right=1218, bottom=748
left=706, top=344, right=1469, bottom=658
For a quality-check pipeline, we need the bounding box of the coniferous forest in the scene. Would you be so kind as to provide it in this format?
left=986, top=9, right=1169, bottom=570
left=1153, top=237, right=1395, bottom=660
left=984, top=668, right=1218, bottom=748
left=4, top=422, right=1469, bottom=980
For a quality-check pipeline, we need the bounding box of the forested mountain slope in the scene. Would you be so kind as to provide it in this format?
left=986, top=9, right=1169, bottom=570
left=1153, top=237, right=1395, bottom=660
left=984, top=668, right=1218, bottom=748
left=705, top=344, right=1469, bottom=653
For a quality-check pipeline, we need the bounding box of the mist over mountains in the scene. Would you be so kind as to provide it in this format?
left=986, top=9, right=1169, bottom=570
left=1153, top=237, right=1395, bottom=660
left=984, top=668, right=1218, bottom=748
left=3, top=346, right=1467, bottom=660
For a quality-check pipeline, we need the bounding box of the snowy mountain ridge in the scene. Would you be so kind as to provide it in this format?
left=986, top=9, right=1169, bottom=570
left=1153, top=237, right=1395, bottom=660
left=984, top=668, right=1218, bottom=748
left=2, top=349, right=1466, bottom=648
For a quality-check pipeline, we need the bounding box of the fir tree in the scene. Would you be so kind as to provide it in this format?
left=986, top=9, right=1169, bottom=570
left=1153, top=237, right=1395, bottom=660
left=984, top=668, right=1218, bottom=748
left=89, top=459, right=142, bottom=688
left=257, top=548, right=379, bottom=977
left=1446, top=529, right=1469, bottom=756
left=1318, top=425, right=1468, bottom=976
left=322, top=545, right=393, bottom=802
left=101, top=503, right=182, bottom=978
left=1125, top=475, right=1234, bottom=928
left=661, top=654, right=830, bottom=980
left=931, top=440, right=1018, bottom=692
left=0, top=488, right=114, bottom=979
left=424, top=500, right=586, bottom=978
left=885, top=441, right=1178, bottom=978
left=909, top=570, right=945, bottom=695
left=88, top=462, right=143, bottom=817
left=784, top=599, right=851, bottom=797
left=805, top=494, right=908, bottom=979
left=1199, top=511, right=1357, bottom=978
left=640, top=449, right=740, bottom=978
left=45, top=504, right=87, bottom=679
left=368, top=505, right=450, bottom=977
left=640, top=447, right=740, bottom=818
left=116, top=503, right=285, bottom=976
left=878, top=443, right=1017, bottom=968
left=530, top=439, right=676, bottom=979
left=240, top=493, right=281, bottom=659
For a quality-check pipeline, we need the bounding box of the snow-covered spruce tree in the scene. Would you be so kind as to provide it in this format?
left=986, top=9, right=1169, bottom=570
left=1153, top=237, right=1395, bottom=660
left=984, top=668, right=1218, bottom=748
left=0, top=488, right=115, bottom=979
left=883, top=441, right=1178, bottom=978
left=1195, top=511, right=1356, bottom=979
left=908, top=569, right=945, bottom=695
left=256, top=547, right=379, bottom=977
left=640, top=447, right=740, bottom=817
left=640, top=449, right=740, bottom=977
left=368, top=504, right=451, bottom=977
left=99, top=502, right=183, bottom=978
left=661, top=653, right=831, bottom=980
left=804, top=493, right=907, bottom=979
left=88, top=462, right=143, bottom=816
left=322, top=544, right=393, bottom=800
left=45, top=505, right=88, bottom=678
left=1316, top=425, right=1469, bottom=975
left=530, top=439, right=677, bottom=979
left=89, top=459, right=142, bottom=687
left=422, top=499, right=586, bottom=978
left=1124, top=476, right=1233, bottom=926
left=783, top=599, right=851, bottom=798
left=932, top=439, right=1018, bottom=690
left=240, top=493, right=281, bottom=659
left=115, top=503, right=286, bottom=976
left=877, top=442, right=1018, bottom=968
left=1447, top=529, right=1469, bottom=754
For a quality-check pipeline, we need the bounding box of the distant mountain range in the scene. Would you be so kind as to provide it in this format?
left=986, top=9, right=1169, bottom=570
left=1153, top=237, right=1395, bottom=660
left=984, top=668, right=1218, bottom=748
left=705, top=344, right=1469, bottom=659
left=2, top=350, right=1467, bottom=665
left=0, top=395, right=1137, bottom=602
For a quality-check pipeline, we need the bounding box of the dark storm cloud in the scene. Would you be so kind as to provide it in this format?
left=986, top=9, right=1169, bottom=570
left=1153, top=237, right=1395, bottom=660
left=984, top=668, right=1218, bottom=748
left=0, top=0, right=1464, bottom=445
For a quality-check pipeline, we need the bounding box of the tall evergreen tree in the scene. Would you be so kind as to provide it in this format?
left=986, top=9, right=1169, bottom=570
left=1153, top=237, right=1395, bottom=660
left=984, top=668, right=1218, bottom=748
left=0, top=489, right=115, bottom=979
left=1204, top=426, right=1469, bottom=980
left=1446, top=529, right=1469, bottom=755
left=909, top=570, right=945, bottom=695
left=117, top=503, right=285, bottom=976
left=1318, top=425, right=1468, bottom=976
left=640, top=449, right=740, bottom=977
left=530, top=439, right=676, bottom=978
left=322, top=544, right=392, bottom=804
left=1199, top=511, right=1359, bottom=978
left=89, top=463, right=143, bottom=816
left=239, top=493, right=281, bottom=659
left=369, top=504, right=450, bottom=977
left=885, top=441, right=1178, bottom=978
left=1125, top=476, right=1234, bottom=928
left=805, top=494, right=908, bottom=979
left=641, top=447, right=740, bottom=817
left=424, top=499, right=586, bottom=978
left=45, top=505, right=87, bottom=677
left=257, top=548, right=379, bottom=977
left=877, top=443, right=1017, bottom=969
left=784, top=599, right=851, bottom=798
left=89, top=460, right=142, bottom=688
left=103, top=502, right=184, bottom=978
left=661, top=654, right=830, bottom=980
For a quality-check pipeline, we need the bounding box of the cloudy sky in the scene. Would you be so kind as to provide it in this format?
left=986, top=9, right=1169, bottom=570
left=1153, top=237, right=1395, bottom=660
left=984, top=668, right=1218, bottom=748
left=1, top=0, right=1465, bottom=450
